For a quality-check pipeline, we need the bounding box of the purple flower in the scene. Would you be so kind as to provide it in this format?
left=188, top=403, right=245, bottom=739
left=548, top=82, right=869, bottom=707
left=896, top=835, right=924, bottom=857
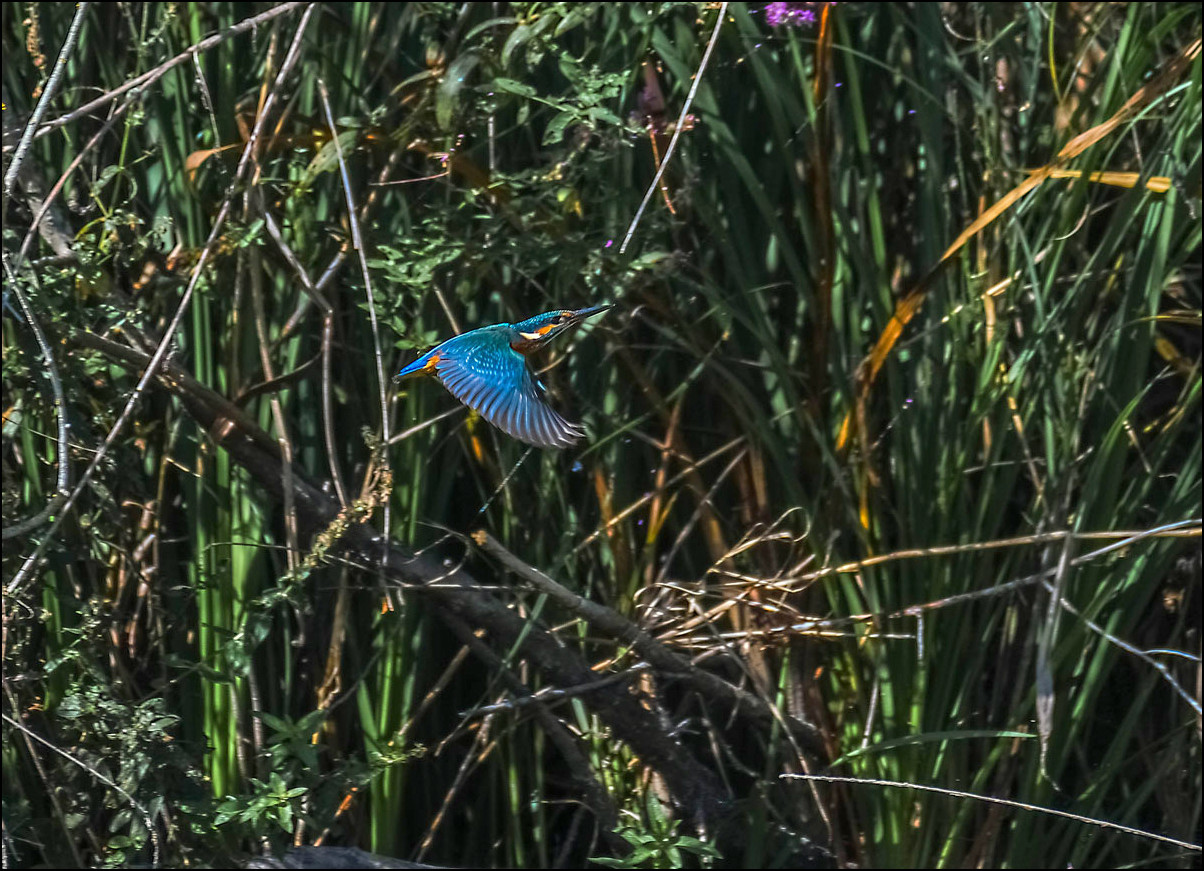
left=765, top=2, right=820, bottom=28
left=765, top=2, right=792, bottom=27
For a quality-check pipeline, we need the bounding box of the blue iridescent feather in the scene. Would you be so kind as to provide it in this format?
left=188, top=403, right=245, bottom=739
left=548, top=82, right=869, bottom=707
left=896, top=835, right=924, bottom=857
left=395, top=305, right=610, bottom=449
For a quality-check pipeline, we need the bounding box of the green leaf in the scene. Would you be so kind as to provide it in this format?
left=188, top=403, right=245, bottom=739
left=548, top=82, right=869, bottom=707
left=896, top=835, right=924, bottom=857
left=463, top=16, right=518, bottom=44
left=501, top=23, right=533, bottom=68
left=587, top=106, right=623, bottom=126
left=544, top=110, right=576, bottom=145
left=301, top=130, right=360, bottom=188
left=555, top=7, right=586, bottom=36
left=491, top=76, right=537, bottom=98
left=257, top=711, right=290, bottom=734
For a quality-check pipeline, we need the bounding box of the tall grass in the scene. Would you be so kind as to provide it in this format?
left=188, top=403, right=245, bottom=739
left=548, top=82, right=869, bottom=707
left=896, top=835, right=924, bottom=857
left=3, top=3, right=1200, bottom=868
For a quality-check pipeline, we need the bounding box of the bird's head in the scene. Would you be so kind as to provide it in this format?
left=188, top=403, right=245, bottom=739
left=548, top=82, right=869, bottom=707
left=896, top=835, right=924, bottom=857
left=511, top=304, right=612, bottom=349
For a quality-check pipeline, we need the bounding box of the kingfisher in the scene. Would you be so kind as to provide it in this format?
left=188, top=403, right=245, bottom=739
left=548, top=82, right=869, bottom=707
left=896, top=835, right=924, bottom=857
left=395, top=304, right=612, bottom=448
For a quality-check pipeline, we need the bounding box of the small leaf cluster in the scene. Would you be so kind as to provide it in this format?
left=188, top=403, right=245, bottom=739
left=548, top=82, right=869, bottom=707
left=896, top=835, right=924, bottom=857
left=590, top=794, right=722, bottom=869
left=214, top=771, right=308, bottom=835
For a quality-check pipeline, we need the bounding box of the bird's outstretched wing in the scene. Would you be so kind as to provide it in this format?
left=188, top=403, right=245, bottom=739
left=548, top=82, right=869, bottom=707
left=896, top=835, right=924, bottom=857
left=430, top=329, right=585, bottom=449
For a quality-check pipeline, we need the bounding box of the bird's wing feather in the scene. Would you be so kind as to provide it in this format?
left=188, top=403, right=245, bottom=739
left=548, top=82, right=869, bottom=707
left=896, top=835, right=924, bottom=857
left=432, top=329, right=584, bottom=449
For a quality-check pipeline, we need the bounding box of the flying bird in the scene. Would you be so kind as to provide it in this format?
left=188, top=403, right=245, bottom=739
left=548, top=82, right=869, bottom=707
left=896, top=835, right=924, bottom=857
left=395, top=304, right=611, bottom=448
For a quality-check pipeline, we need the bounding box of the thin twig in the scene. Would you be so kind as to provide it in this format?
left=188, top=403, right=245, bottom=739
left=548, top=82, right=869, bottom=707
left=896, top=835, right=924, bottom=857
left=2, top=686, right=90, bottom=866
left=473, top=529, right=826, bottom=755
left=32, top=3, right=307, bottom=139
left=13, top=97, right=135, bottom=274
left=321, top=314, right=350, bottom=506
left=1, top=256, right=70, bottom=541
left=277, top=138, right=411, bottom=343
left=653, top=446, right=747, bottom=586
left=6, top=4, right=317, bottom=594
left=684, top=520, right=1203, bottom=639
left=572, top=435, right=747, bottom=555
left=261, top=208, right=333, bottom=313
left=618, top=2, right=727, bottom=254
left=416, top=693, right=500, bottom=859
left=754, top=522, right=1202, bottom=588
left=3, top=711, right=163, bottom=868
left=248, top=244, right=300, bottom=574
left=386, top=405, right=465, bottom=445
left=1041, top=577, right=1201, bottom=715
left=781, top=774, right=1201, bottom=853
left=2, top=2, right=89, bottom=198
left=317, top=79, right=392, bottom=533
left=437, top=610, right=626, bottom=855
left=463, top=663, right=652, bottom=717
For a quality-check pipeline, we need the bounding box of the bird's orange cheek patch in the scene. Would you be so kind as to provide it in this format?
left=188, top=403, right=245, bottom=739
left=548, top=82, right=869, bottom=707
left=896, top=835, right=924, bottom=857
left=424, top=352, right=442, bottom=372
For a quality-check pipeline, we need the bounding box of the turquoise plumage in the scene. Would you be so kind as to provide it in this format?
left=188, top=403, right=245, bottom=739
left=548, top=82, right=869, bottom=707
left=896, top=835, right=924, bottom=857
left=396, top=305, right=611, bottom=448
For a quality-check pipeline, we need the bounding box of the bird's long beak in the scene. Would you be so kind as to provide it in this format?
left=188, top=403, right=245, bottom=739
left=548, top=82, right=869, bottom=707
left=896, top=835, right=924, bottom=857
left=569, top=303, right=613, bottom=324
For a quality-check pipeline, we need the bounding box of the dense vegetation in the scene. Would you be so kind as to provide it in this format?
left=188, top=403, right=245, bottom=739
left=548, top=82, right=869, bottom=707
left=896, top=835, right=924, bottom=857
left=3, top=2, right=1200, bottom=868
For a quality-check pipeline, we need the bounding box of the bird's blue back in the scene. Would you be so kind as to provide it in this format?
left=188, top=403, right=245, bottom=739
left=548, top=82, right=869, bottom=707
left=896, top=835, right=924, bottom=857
left=396, top=322, right=583, bottom=447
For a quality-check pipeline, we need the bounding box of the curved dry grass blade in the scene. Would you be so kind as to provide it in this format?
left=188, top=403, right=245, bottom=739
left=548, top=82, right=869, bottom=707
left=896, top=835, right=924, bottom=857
left=837, top=36, right=1202, bottom=453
